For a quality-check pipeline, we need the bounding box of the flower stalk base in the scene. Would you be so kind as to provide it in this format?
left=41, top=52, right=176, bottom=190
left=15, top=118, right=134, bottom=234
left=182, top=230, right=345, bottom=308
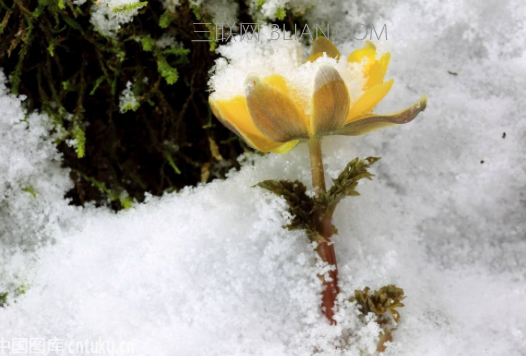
left=256, top=143, right=405, bottom=350
left=308, top=138, right=339, bottom=324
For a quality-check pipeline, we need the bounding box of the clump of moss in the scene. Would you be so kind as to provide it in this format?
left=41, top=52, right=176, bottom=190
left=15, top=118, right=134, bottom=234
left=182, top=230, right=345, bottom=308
left=0, top=0, right=307, bottom=209
left=0, top=0, right=246, bottom=209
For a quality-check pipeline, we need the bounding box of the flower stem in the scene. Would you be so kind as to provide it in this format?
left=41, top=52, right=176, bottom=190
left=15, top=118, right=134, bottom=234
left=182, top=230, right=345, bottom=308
left=308, top=138, right=339, bottom=325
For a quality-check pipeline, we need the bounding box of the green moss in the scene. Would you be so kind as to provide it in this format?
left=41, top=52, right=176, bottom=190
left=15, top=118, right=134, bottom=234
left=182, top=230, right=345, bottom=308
left=119, top=193, right=134, bottom=209
left=22, top=187, right=37, bottom=197
left=73, top=126, right=86, bottom=159
left=0, top=292, right=7, bottom=307
left=141, top=35, right=156, bottom=52
left=0, top=0, right=270, bottom=209
left=47, top=38, right=58, bottom=56
left=112, top=1, right=148, bottom=13
left=275, top=7, right=286, bottom=20
left=157, top=56, right=179, bottom=84
left=120, top=101, right=139, bottom=113
left=165, top=153, right=182, bottom=175
left=0, top=284, right=28, bottom=308
left=90, top=76, right=106, bottom=96
left=159, top=12, right=173, bottom=28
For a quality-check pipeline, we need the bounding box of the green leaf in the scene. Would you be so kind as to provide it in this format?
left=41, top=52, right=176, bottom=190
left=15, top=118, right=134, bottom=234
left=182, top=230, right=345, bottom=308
left=120, top=101, right=139, bottom=113
left=191, top=5, right=202, bottom=20
left=0, top=11, right=10, bottom=36
left=157, top=56, right=178, bottom=84
left=11, top=15, right=34, bottom=95
left=47, top=38, right=58, bottom=57
left=73, top=126, right=86, bottom=158
left=22, top=187, right=37, bottom=198
left=141, top=36, right=155, bottom=52
left=76, top=171, right=127, bottom=204
left=316, top=156, right=381, bottom=211
left=112, top=1, right=147, bottom=13
left=120, top=195, right=133, bottom=209
left=159, top=12, right=173, bottom=28
left=90, top=76, right=106, bottom=96
left=165, top=153, right=181, bottom=174
left=350, top=284, right=405, bottom=323
left=162, top=47, right=190, bottom=57
left=275, top=7, right=286, bottom=20
left=256, top=180, right=314, bottom=233
left=62, top=16, right=81, bottom=31
left=0, top=292, right=7, bottom=308
left=0, top=284, right=28, bottom=308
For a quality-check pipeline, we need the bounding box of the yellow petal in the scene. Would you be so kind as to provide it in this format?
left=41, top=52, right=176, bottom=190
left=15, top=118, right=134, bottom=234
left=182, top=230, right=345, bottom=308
left=247, top=135, right=299, bottom=153
left=311, top=64, right=350, bottom=136
left=306, top=52, right=324, bottom=63
left=209, top=96, right=298, bottom=153
left=245, top=74, right=310, bottom=142
left=307, top=37, right=340, bottom=62
left=336, top=95, right=427, bottom=136
left=346, top=79, right=394, bottom=123
left=263, top=74, right=310, bottom=128
left=364, top=52, right=390, bottom=90
left=209, top=96, right=253, bottom=137
left=348, top=41, right=376, bottom=65
left=349, top=42, right=391, bottom=89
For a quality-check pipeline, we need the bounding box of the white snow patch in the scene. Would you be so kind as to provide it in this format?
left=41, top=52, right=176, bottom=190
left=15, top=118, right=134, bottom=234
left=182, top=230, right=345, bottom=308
left=90, top=0, right=146, bottom=37
left=1, top=0, right=526, bottom=355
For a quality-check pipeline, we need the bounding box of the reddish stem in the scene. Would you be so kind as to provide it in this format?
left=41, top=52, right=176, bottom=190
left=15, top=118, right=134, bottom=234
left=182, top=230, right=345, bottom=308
left=308, top=138, right=339, bottom=324
left=314, top=214, right=339, bottom=324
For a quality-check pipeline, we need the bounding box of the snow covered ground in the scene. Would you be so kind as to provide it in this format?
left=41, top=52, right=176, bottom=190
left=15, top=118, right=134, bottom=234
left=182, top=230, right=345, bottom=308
left=1, top=0, right=526, bottom=355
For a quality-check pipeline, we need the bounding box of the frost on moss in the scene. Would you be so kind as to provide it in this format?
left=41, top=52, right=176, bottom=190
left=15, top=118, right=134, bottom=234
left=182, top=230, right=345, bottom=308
left=119, top=81, right=140, bottom=113
left=248, top=0, right=316, bottom=21
left=188, top=0, right=239, bottom=24
left=91, top=0, right=148, bottom=37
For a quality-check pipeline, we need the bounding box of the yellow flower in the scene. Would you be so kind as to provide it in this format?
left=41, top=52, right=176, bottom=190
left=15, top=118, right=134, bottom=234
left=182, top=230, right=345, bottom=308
left=209, top=38, right=427, bottom=153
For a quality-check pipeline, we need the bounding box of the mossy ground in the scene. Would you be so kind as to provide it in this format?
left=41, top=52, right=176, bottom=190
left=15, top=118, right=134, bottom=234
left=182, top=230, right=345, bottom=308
left=0, top=0, right=305, bottom=209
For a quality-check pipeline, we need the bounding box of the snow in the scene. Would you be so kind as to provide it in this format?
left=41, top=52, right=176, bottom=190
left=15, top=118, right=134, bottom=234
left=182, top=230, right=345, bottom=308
left=249, top=0, right=316, bottom=21
left=1, top=0, right=526, bottom=355
left=0, top=71, right=77, bottom=302
left=119, top=81, right=140, bottom=113
left=90, top=0, right=147, bottom=37
left=209, top=26, right=367, bottom=116
left=191, top=0, right=239, bottom=25
left=159, top=0, right=181, bottom=12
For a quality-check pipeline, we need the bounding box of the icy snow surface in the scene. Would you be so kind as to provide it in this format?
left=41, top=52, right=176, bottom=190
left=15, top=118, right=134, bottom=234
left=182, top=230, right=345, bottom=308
left=1, top=0, right=526, bottom=355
